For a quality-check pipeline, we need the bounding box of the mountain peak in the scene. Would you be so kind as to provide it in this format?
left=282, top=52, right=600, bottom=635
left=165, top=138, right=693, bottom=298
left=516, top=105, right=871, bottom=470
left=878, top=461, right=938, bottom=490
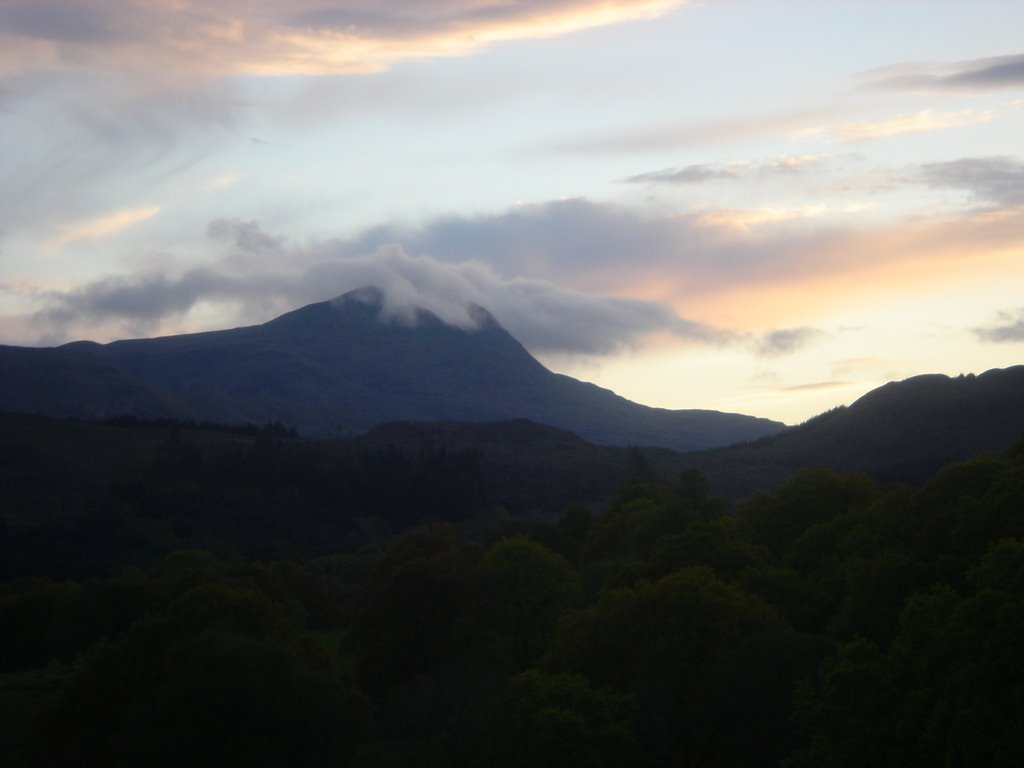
left=330, top=285, right=385, bottom=309
left=0, top=289, right=784, bottom=449
left=323, top=285, right=502, bottom=332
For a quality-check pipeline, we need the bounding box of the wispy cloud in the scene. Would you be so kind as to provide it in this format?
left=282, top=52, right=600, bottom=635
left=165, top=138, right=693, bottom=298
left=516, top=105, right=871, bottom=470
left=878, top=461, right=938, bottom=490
left=551, top=107, right=833, bottom=154
left=755, top=327, right=828, bottom=358
left=623, top=163, right=739, bottom=185
left=781, top=380, right=856, bottom=392
left=919, top=156, right=1024, bottom=207
left=0, top=70, right=234, bottom=236
left=0, top=0, right=688, bottom=79
left=943, top=53, right=1024, bottom=89
left=975, top=308, right=1024, bottom=343
left=694, top=203, right=871, bottom=232
left=832, top=109, right=994, bottom=142
left=208, top=173, right=240, bottom=189
left=622, top=155, right=822, bottom=185
left=864, top=53, right=1024, bottom=93
left=46, top=205, right=161, bottom=249
left=831, top=357, right=908, bottom=377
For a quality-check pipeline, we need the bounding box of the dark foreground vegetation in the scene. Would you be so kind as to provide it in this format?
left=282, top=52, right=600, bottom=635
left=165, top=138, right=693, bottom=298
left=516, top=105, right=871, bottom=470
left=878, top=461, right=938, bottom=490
left=2, top=414, right=1024, bottom=766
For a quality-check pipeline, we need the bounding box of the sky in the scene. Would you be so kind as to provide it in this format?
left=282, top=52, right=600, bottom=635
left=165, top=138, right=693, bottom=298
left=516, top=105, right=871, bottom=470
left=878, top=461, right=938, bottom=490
left=2, top=0, right=1024, bottom=426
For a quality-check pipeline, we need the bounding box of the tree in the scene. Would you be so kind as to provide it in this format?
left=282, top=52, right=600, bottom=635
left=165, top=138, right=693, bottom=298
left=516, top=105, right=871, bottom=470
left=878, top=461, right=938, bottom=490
left=498, top=670, right=639, bottom=768
left=546, top=567, right=785, bottom=765
left=349, top=524, right=485, bottom=695
left=479, top=537, right=583, bottom=668
left=42, top=582, right=363, bottom=767
left=787, top=637, right=898, bottom=768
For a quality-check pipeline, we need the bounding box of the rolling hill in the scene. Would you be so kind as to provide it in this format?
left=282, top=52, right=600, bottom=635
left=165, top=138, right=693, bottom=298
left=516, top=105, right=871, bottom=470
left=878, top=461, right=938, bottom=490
left=680, top=365, right=1024, bottom=496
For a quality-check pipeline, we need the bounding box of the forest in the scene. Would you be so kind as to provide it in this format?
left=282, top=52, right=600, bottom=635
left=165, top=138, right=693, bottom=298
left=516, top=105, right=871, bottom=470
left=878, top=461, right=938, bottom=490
left=2, top=414, right=1024, bottom=766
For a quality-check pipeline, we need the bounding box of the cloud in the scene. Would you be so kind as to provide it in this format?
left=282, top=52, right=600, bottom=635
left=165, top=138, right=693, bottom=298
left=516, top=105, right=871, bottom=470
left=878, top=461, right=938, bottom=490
left=865, top=53, right=1024, bottom=92
left=207, top=218, right=286, bottom=254
left=0, top=0, right=687, bottom=78
left=0, top=2, right=121, bottom=44
left=919, top=156, right=1024, bottom=207
left=975, top=308, right=1024, bottom=343
left=15, top=195, right=843, bottom=326
left=622, top=155, right=821, bottom=185
left=693, top=204, right=872, bottom=232
left=319, top=197, right=871, bottom=295
left=763, top=155, right=823, bottom=173
left=781, top=380, right=855, bottom=393
left=327, top=198, right=703, bottom=283
left=550, top=107, right=832, bottom=154
left=38, top=269, right=250, bottom=327
left=46, top=205, right=161, bottom=249
left=290, top=195, right=1024, bottom=316
left=208, top=174, right=240, bottom=189
left=0, top=70, right=234, bottom=234
left=944, top=53, right=1024, bottom=89
left=35, top=236, right=729, bottom=356
left=24, top=201, right=863, bottom=346
left=832, top=109, right=994, bottom=142
left=755, top=327, right=828, bottom=358
left=19, top=192, right=1024, bottom=348
left=0, top=2, right=687, bottom=237
left=623, top=164, right=739, bottom=184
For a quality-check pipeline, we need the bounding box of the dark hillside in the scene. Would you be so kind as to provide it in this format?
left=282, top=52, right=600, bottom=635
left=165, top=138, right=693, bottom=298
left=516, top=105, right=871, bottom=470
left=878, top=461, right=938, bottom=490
left=0, top=414, right=677, bottom=579
left=682, top=365, right=1024, bottom=497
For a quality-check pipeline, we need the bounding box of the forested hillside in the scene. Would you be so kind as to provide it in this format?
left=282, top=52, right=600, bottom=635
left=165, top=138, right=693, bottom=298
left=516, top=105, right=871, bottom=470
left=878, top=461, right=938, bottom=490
left=680, top=366, right=1024, bottom=497
left=2, top=416, right=1023, bottom=766
left=0, top=413, right=685, bottom=579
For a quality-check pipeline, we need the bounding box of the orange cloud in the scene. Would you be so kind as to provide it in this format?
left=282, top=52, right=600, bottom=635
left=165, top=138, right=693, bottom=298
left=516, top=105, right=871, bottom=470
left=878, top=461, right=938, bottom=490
left=671, top=209, right=1024, bottom=329
left=0, top=1, right=687, bottom=78
left=832, top=109, right=994, bottom=141
left=693, top=202, right=873, bottom=232
left=47, top=206, right=161, bottom=250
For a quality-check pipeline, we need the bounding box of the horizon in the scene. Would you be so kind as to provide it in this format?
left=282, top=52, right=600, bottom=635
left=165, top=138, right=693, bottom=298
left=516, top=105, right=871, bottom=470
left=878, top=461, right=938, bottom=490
left=10, top=283, right=1020, bottom=429
left=2, top=1, right=1024, bottom=424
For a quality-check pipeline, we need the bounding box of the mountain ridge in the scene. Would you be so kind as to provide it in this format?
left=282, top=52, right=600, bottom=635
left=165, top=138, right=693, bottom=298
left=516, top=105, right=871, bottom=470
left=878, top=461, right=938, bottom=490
left=0, top=288, right=783, bottom=451
left=679, top=364, right=1024, bottom=495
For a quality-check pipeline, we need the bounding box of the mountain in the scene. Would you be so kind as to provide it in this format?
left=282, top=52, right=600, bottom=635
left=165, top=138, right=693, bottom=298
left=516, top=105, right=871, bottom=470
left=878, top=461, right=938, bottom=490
left=682, top=365, right=1024, bottom=496
left=0, top=288, right=783, bottom=451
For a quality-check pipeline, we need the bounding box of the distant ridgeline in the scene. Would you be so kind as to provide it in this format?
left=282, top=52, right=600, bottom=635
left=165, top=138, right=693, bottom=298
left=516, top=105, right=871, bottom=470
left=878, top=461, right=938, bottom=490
left=87, top=414, right=299, bottom=437
left=678, top=365, right=1024, bottom=496
left=0, top=287, right=782, bottom=451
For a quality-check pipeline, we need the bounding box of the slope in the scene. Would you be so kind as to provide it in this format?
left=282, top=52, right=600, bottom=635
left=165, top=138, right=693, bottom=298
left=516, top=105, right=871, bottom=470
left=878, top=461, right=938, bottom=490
left=683, top=365, right=1024, bottom=496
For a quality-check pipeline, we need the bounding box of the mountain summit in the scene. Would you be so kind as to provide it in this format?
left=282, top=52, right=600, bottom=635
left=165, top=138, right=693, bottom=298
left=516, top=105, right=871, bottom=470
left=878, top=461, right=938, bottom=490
left=0, top=288, right=784, bottom=450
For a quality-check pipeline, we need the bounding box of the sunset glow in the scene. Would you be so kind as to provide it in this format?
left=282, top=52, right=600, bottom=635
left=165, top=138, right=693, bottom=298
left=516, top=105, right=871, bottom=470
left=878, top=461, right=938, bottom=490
left=2, top=0, right=1023, bottom=424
